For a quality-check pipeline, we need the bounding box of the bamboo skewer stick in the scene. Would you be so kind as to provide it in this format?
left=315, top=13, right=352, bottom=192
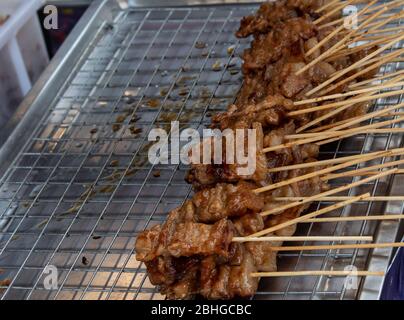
left=357, top=128, right=404, bottom=133
left=322, top=169, right=404, bottom=179
left=305, top=24, right=346, bottom=57
left=318, top=0, right=404, bottom=29
left=255, top=151, right=394, bottom=193
left=329, top=34, right=398, bottom=60
left=315, top=0, right=342, bottom=13
left=349, top=69, right=404, bottom=89
left=349, top=10, right=404, bottom=42
left=316, top=48, right=404, bottom=97
left=354, top=11, right=404, bottom=35
left=295, top=104, right=355, bottom=133
left=262, top=132, right=333, bottom=153
left=316, top=117, right=404, bottom=145
left=321, top=158, right=404, bottom=181
left=289, top=103, right=404, bottom=137
left=270, top=242, right=404, bottom=252
left=308, top=111, right=404, bottom=133
left=296, top=74, right=404, bottom=133
left=353, top=25, right=404, bottom=37
left=309, top=118, right=363, bottom=133
left=314, top=0, right=358, bottom=25
left=274, top=196, right=404, bottom=202
left=264, top=117, right=404, bottom=153
left=288, top=128, right=404, bottom=140
left=352, top=32, right=403, bottom=42
left=266, top=147, right=404, bottom=173
left=307, top=7, right=388, bottom=56
left=259, top=169, right=395, bottom=217
left=295, top=83, right=404, bottom=106
left=250, top=193, right=371, bottom=237
left=232, top=235, right=373, bottom=243
left=251, top=270, right=385, bottom=277
left=326, top=102, right=404, bottom=132
left=296, top=1, right=383, bottom=76
left=289, top=89, right=404, bottom=116
left=359, top=128, right=404, bottom=133
left=305, top=34, right=404, bottom=96
left=304, top=214, right=404, bottom=223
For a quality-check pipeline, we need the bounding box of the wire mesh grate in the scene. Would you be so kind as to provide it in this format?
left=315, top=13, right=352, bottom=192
left=0, top=2, right=403, bottom=300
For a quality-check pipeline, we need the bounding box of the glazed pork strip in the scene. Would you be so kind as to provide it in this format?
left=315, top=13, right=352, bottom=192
left=167, top=219, right=234, bottom=258
left=212, top=94, right=293, bottom=130
left=187, top=119, right=320, bottom=189
left=135, top=181, right=265, bottom=261
left=192, top=182, right=265, bottom=223
left=199, top=245, right=260, bottom=299
left=136, top=217, right=234, bottom=261
left=236, top=0, right=327, bottom=38
left=186, top=122, right=268, bottom=188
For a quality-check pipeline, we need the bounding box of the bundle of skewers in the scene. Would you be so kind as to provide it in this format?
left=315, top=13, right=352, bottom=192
left=135, top=0, right=404, bottom=299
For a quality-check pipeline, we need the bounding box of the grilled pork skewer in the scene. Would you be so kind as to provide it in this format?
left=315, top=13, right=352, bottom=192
left=135, top=0, right=401, bottom=299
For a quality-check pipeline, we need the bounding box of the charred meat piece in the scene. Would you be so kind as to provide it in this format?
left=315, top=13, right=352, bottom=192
left=186, top=123, right=268, bottom=188
left=167, top=219, right=234, bottom=258
left=233, top=213, right=265, bottom=236
left=237, top=16, right=317, bottom=106
left=228, top=249, right=259, bottom=298
left=161, top=257, right=200, bottom=300
left=236, top=0, right=324, bottom=38
left=135, top=224, right=162, bottom=262
left=241, top=18, right=316, bottom=73
left=192, top=182, right=265, bottom=223
left=136, top=216, right=234, bottom=261
left=199, top=245, right=260, bottom=299
left=212, top=95, right=293, bottom=130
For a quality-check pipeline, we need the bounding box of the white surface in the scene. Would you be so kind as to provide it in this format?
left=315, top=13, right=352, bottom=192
left=0, top=0, right=48, bottom=128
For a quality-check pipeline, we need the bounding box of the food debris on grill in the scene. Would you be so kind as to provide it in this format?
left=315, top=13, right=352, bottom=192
left=195, top=41, right=207, bottom=49
left=147, top=99, right=160, bottom=108
left=0, top=279, right=11, bottom=288
left=129, top=126, right=142, bottom=135
left=227, top=45, right=235, bottom=55
left=82, top=256, right=89, bottom=266
left=110, top=160, right=119, bottom=167
left=212, top=60, right=222, bottom=71
left=0, top=15, right=9, bottom=26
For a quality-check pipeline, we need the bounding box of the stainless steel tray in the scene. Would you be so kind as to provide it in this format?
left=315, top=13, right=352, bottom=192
left=0, top=0, right=403, bottom=300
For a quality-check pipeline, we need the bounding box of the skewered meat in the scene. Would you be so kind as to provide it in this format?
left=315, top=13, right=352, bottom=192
left=188, top=119, right=319, bottom=188
left=186, top=123, right=269, bottom=188
left=135, top=214, right=234, bottom=260
left=192, top=182, right=265, bottom=223
left=236, top=0, right=325, bottom=38
left=135, top=0, right=382, bottom=300
left=167, top=219, right=234, bottom=258
left=135, top=182, right=264, bottom=261
left=212, top=95, right=293, bottom=130
left=199, top=246, right=260, bottom=299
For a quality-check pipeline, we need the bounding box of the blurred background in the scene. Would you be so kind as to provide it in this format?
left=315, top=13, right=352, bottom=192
left=0, top=0, right=90, bottom=132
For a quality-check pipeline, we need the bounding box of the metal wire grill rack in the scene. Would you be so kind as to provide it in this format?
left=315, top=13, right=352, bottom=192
left=0, top=1, right=403, bottom=300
